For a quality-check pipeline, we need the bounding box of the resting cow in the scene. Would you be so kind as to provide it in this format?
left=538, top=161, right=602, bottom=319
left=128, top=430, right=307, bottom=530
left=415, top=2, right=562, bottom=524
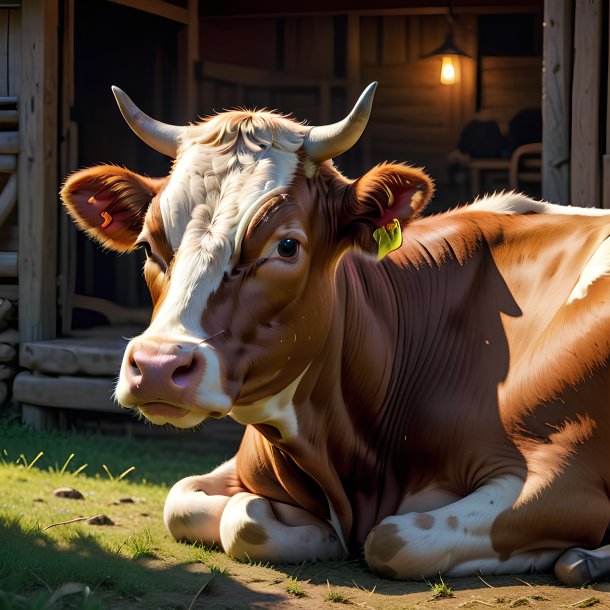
left=62, top=83, right=610, bottom=585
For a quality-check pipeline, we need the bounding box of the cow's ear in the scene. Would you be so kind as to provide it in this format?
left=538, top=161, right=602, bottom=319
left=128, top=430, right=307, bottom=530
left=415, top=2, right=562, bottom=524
left=61, top=165, right=163, bottom=252
left=339, top=163, right=434, bottom=259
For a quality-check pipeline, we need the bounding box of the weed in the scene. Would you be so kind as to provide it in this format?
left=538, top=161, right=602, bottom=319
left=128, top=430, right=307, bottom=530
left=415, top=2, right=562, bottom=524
left=121, top=529, right=156, bottom=560
left=286, top=577, right=307, bottom=598
left=19, top=451, right=44, bottom=470
left=427, top=575, right=454, bottom=599
left=242, top=552, right=273, bottom=569
left=324, top=581, right=351, bottom=604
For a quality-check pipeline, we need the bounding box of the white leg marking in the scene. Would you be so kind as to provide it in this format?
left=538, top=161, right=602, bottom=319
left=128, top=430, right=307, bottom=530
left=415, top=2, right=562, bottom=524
left=365, top=475, right=558, bottom=578
left=164, top=458, right=238, bottom=545
left=219, top=492, right=345, bottom=563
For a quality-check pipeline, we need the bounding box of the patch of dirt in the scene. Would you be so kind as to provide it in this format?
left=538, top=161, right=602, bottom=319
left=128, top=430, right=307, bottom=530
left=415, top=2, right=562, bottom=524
left=127, top=558, right=610, bottom=610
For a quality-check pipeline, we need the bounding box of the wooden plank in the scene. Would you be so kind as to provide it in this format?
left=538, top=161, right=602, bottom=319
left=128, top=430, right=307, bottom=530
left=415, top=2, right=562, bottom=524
left=58, top=0, right=76, bottom=335
left=346, top=13, right=361, bottom=115
left=18, top=0, right=59, bottom=351
left=186, top=0, right=198, bottom=120
left=542, top=0, right=572, bottom=204
left=21, top=404, right=58, bottom=430
left=0, top=250, right=16, bottom=276
left=571, top=0, right=601, bottom=206
left=359, top=16, right=377, bottom=67
left=407, top=15, right=421, bottom=62
left=21, top=335, right=128, bottom=376
left=0, top=170, right=16, bottom=228
left=382, top=16, right=406, bottom=65
left=0, top=130, right=18, bottom=153
left=361, top=63, right=444, bottom=87
left=481, top=56, right=547, bottom=70
left=8, top=8, right=20, bottom=96
left=200, top=60, right=346, bottom=88
left=106, top=0, right=188, bottom=24
left=297, top=17, right=334, bottom=78
left=0, top=110, right=17, bottom=125
left=0, top=10, right=8, bottom=97
left=14, top=372, right=120, bottom=411
left=603, top=155, right=610, bottom=209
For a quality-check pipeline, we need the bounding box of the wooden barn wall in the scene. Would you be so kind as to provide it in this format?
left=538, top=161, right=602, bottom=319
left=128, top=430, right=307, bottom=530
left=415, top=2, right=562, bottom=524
left=478, top=56, right=542, bottom=130
left=542, top=0, right=609, bottom=208
left=0, top=7, right=20, bottom=291
left=198, top=12, right=542, bottom=200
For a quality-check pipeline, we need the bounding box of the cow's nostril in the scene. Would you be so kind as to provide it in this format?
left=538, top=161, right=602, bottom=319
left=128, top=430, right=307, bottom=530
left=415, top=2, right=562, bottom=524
left=173, top=364, right=195, bottom=388
left=128, top=351, right=141, bottom=375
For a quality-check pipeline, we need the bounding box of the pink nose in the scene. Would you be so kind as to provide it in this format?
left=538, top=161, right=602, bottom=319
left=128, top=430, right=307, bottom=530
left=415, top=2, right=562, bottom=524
left=123, top=341, right=205, bottom=407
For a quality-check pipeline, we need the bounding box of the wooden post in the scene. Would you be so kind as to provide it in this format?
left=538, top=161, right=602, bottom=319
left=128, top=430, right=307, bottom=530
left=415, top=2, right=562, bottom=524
left=186, top=0, right=199, bottom=120
left=570, top=0, right=601, bottom=207
left=542, top=0, right=572, bottom=204
left=19, top=0, right=58, bottom=350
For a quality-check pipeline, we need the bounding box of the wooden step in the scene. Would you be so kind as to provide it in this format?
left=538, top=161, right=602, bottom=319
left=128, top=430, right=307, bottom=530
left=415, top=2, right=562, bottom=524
left=14, top=372, right=119, bottom=411
left=19, top=325, right=140, bottom=376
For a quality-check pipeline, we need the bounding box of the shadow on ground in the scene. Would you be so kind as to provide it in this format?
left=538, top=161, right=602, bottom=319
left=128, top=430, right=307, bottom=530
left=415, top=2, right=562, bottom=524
left=0, top=517, right=285, bottom=609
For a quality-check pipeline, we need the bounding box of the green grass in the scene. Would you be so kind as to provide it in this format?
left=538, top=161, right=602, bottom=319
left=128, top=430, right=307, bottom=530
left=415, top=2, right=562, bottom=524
left=427, top=575, right=454, bottom=599
left=286, top=576, right=307, bottom=598
left=0, top=416, right=230, bottom=609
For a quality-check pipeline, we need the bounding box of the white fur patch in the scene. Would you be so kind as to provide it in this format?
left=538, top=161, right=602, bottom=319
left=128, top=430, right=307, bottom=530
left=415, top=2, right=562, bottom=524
left=228, top=368, right=308, bottom=440
left=470, top=192, right=610, bottom=216
left=567, top=235, right=610, bottom=303
left=365, top=475, right=560, bottom=577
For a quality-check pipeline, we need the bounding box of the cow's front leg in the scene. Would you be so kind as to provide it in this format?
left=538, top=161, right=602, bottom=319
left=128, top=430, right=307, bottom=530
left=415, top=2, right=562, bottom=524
left=220, top=493, right=346, bottom=563
left=164, top=456, right=245, bottom=545
left=364, top=474, right=560, bottom=579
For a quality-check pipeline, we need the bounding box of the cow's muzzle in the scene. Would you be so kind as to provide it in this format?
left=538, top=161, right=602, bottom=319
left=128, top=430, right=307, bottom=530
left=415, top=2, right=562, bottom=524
left=116, top=338, right=232, bottom=428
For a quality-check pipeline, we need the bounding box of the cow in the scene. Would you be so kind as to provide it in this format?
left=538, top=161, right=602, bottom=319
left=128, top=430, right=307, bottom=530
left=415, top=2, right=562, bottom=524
left=61, top=83, right=610, bottom=586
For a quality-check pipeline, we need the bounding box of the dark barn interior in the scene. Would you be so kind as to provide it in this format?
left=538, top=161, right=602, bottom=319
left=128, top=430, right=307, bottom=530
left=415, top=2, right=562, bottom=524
left=16, top=0, right=603, bottom=447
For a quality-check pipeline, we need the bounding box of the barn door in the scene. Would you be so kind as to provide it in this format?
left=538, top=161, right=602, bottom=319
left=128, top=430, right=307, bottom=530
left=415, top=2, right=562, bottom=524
left=57, top=0, right=199, bottom=335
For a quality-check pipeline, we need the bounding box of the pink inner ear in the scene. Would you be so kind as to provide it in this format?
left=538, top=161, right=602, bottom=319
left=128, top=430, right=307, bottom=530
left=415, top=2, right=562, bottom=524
left=373, top=186, right=418, bottom=229
left=70, top=181, right=140, bottom=239
left=71, top=187, right=116, bottom=229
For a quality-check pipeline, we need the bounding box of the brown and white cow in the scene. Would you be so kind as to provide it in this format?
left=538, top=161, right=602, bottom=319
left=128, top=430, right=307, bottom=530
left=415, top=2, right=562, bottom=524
left=62, top=83, right=610, bottom=585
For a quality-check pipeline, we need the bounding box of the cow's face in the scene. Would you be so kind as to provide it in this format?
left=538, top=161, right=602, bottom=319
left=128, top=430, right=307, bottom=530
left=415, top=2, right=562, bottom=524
left=61, top=85, right=433, bottom=437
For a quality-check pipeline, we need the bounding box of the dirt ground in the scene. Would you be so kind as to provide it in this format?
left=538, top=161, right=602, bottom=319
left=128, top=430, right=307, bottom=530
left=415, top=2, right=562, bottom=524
left=131, top=557, right=610, bottom=610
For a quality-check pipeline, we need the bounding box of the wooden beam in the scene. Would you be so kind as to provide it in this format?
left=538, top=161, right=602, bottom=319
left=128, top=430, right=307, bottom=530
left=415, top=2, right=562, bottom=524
left=106, top=0, right=189, bottom=24
left=570, top=0, right=601, bottom=207
left=19, top=0, right=59, bottom=348
left=186, top=0, right=199, bottom=120
left=542, top=0, right=572, bottom=204
left=0, top=251, right=17, bottom=276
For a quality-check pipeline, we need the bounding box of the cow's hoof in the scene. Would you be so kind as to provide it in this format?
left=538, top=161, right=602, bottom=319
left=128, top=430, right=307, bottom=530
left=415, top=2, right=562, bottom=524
left=554, top=545, right=610, bottom=585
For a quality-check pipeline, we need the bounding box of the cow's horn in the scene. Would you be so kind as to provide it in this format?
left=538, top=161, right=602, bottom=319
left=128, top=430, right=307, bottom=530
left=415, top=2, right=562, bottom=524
left=111, top=86, right=186, bottom=158
left=302, top=82, right=377, bottom=163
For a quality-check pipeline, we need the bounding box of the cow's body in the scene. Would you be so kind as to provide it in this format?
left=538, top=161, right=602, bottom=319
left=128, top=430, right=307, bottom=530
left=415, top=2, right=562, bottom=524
left=62, top=84, right=610, bottom=585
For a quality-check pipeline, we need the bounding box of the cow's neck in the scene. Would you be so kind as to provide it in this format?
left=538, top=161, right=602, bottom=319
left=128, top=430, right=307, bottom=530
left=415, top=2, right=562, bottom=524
left=256, top=244, right=458, bottom=546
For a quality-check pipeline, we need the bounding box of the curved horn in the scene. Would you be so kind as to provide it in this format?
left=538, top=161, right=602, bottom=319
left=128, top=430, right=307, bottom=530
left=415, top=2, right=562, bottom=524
left=302, top=82, right=377, bottom=163
left=111, top=86, right=186, bottom=158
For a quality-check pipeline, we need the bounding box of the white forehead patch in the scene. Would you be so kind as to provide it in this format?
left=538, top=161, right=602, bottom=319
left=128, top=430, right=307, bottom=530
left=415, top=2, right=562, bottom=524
left=151, top=111, right=304, bottom=336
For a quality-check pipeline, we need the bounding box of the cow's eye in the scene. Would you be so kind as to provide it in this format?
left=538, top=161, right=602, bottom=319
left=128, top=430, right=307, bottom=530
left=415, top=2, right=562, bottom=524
left=277, top=238, right=299, bottom=259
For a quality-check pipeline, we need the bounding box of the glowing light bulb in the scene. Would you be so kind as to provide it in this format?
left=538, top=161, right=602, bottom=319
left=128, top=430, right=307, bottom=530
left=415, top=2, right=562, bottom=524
left=440, top=56, right=457, bottom=85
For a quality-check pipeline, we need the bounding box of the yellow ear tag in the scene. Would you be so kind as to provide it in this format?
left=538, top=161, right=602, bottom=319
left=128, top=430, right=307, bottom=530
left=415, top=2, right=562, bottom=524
left=373, top=219, right=402, bottom=260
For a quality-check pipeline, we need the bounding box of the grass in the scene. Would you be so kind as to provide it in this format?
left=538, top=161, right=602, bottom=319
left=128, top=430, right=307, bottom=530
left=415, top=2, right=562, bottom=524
left=427, top=575, right=454, bottom=599
left=0, top=416, right=230, bottom=609
left=286, top=576, right=307, bottom=598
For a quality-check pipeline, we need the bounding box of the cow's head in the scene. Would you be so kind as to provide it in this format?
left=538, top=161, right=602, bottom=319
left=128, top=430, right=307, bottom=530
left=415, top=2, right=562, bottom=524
left=61, top=84, right=433, bottom=436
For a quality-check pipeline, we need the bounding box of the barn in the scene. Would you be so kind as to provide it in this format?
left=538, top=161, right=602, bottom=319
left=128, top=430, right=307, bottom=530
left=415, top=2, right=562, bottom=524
left=1, top=1, right=606, bottom=447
